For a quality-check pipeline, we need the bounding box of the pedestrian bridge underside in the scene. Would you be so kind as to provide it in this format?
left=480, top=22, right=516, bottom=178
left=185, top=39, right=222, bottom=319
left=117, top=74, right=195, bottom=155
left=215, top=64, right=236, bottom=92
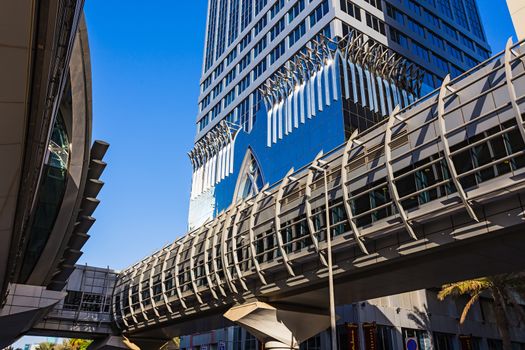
left=114, top=40, right=525, bottom=342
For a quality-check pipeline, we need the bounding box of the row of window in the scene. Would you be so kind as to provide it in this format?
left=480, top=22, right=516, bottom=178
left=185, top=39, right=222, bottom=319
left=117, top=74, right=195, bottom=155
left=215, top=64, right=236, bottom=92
left=339, top=0, right=487, bottom=83
left=197, top=0, right=329, bottom=134
left=405, top=0, right=485, bottom=40
left=204, top=0, right=312, bottom=80
left=385, top=1, right=489, bottom=64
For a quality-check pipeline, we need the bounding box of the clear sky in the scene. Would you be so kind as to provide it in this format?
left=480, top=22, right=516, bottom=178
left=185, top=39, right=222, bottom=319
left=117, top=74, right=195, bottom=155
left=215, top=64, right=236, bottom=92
left=76, top=0, right=517, bottom=273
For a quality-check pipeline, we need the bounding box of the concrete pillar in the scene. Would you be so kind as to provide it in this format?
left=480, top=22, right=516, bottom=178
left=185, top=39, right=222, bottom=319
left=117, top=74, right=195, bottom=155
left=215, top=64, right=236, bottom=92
left=507, top=0, right=525, bottom=40
left=224, top=302, right=332, bottom=350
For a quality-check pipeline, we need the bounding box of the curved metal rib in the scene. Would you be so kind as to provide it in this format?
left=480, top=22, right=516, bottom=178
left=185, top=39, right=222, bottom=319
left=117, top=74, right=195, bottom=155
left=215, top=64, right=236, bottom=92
left=148, top=252, right=161, bottom=317
left=220, top=204, right=238, bottom=293
left=189, top=226, right=204, bottom=304
left=211, top=212, right=227, bottom=297
left=160, top=243, right=175, bottom=314
left=274, top=168, right=296, bottom=276
left=231, top=200, right=249, bottom=291
left=248, top=184, right=269, bottom=285
left=173, top=236, right=188, bottom=309
left=505, top=38, right=525, bottom=144
left=305, top=151, right=328, bottom=266
left=119, top=273, right=130, bottom=328
left=127, top=265, right=139, bottom=324
left=341, top=130, right=370, bottom=254
left=112, top=284, right=122, bottom=329
left=437, top=75, right=479, bottom=221
left=385, top=106, right=417, bottom=240
left=203, top=222, right=218, bottom=299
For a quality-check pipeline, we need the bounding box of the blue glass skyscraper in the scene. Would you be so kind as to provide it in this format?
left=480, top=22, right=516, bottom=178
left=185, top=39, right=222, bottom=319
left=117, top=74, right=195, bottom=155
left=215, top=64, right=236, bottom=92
left=188, top=0, right=491, bottom=231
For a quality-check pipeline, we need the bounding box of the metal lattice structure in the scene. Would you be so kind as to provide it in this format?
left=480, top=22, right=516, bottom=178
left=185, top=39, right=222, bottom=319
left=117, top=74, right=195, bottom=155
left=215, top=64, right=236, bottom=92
left=259, top=31, right=424, bottom=146
left=113, top=39, right=525, bottom=333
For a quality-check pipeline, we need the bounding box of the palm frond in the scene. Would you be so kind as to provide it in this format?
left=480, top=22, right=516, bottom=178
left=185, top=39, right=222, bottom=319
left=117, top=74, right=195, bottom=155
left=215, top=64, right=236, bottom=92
left=438, top=278, right=491, bottom=301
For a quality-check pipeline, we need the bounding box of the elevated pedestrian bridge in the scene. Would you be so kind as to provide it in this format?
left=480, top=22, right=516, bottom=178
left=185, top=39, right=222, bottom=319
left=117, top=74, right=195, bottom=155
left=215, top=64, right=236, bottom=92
left=112, top=39, right=525, bottom=344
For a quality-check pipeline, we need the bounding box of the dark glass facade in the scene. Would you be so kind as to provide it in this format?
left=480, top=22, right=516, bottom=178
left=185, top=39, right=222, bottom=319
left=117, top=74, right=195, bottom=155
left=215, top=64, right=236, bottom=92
left=19, top=113, right=70, bottom=282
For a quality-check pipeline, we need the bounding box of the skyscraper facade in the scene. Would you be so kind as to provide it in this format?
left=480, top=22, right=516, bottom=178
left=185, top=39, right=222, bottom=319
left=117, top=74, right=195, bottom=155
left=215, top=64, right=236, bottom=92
left=188, top=0, right=491, bottom=230
left=182, top=1, right=505, bottom=348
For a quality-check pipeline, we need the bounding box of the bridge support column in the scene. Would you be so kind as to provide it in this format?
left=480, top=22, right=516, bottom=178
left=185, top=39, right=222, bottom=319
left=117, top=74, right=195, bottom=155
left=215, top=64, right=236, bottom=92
left=224, top=302, right=332, bottom=350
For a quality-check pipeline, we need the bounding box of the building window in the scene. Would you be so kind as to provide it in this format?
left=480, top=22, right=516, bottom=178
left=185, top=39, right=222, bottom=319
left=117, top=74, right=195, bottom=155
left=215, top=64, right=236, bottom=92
left=288, top=0, right=305, bottom=22
left=309, top=0, right=329, bottom=27
left=254, top=15, right=268, bottom=36
left=240, top=32, right=252, bottom=52
left=386, top=3, right=404, bottom=24
left=431, top=53, right=448, bottom=72
left=253, top=37, right=267, bottom=58
left=412, top=40, right=429, bottom=62
left=407, top=17, right=425, bottom=38
left=390, top=27, right=408, bottom=49
left=226, top=48, right=238, bottom=65
left=254, top=0, right=268, bottom=15
left=365, top=12, right=386, bottom=35
left=407, top=0, right=421, bottom=15
left=434, top=332, right=456, bottom=350
left=270, top=40, right=286, bottom=64
left=239, top=54, right=251, bottom=73
left=204, top=0, right=219, bottom=71
left=450, top=0, right=469, bottom=29
left=464, top=0, right=485, bottom=39
left=228, top=0, right=240, bottom=45
left=364, top=0, right=382, bottom=11
left=253, top=59, right=267, bottom=79
left=428, top=31, right=445, bottom=51
left=270, top=17, right=286, bottom=41
left=288, top=20, right=306, bottom=47
left=447, top=43, right=463, bottom=62
left=241, top=0, right=253, bottom=30
left=340, top=0, right=362, bottom=21
left=436, top=0, right=453, bottom=18
left=443, top=22, right=458, bottom=40
left=424, top=9, right=440, bottom=28
left=215, top=0, right=228, bottom=57
left=270, top=0, right=285, bottom=19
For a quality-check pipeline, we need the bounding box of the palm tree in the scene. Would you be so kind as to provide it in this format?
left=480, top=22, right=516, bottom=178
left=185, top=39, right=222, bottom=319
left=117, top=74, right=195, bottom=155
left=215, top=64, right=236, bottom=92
left=35, top=343, right=54, bottom=350
left=55, top=339, right=92, bottom=350
left=438, top=273, right=525, bottom=350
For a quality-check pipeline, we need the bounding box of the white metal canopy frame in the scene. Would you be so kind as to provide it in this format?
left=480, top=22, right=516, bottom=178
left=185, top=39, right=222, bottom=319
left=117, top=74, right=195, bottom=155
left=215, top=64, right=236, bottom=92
left=259, top=30, right=424, bottom=146
left=113, top=38, right=525, bottom=332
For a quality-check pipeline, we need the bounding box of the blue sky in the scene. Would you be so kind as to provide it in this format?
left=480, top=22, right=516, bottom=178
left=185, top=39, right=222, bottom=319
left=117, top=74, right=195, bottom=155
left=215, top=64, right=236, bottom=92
left=13, top=0, right=517, bottom=347
left=76, top=0, right=517, bottom=273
